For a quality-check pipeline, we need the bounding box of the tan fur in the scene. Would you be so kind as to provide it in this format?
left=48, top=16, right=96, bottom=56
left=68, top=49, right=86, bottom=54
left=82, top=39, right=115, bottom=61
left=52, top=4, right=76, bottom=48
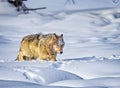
left=16, top=33, right=64, bottom=61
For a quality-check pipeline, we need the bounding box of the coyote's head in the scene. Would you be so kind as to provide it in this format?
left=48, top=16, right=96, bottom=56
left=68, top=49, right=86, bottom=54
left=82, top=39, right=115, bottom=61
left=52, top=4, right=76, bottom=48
left=53, top=34, right=65, bottom=54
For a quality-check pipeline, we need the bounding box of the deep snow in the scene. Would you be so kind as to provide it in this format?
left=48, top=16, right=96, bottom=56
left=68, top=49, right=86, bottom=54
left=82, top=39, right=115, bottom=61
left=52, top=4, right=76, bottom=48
left=0, top=0, right=120, bottom=88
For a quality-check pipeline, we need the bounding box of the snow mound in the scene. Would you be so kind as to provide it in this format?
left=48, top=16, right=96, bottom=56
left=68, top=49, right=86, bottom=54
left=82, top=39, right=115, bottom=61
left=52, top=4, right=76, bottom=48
left=0, top=61, right=83, bottom=85
left=15, top=67, right=83, bottom=84
left=49, top=77, right=120, bottom=87
left=0, top=80, right=65, bottom=88
left=59, top=59, right=120, bottom=79
left=109, top=54, right=120, bottom=59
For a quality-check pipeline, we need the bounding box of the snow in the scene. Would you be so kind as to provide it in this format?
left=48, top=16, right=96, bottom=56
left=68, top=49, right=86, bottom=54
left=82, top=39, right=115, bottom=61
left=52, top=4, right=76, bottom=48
left=50, top=77, right=120, bottom=87
left=0, top=0, right=120, bottom=88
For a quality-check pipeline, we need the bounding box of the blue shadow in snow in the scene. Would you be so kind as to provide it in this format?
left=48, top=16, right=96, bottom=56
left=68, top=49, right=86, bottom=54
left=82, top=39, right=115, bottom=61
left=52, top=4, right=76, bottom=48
left=0, top=35, right=10, bottom=44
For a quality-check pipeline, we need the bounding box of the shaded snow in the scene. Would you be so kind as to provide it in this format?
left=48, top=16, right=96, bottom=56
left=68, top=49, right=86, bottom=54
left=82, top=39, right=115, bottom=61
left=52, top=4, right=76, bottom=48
left=50, top=77, right=120, bottom=87
left=0, top=59, right=120, bottom=87
left=0, top=80, right=64, bottom=88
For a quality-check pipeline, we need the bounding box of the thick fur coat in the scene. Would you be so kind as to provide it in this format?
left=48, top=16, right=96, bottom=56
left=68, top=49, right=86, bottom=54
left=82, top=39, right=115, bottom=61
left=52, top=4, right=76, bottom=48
left=16, top=33, right=65, bottom=61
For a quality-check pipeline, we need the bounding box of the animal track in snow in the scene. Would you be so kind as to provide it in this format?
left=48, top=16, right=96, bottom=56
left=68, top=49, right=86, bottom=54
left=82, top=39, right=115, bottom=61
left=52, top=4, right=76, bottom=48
left=15, top=68, right=46, bottom=84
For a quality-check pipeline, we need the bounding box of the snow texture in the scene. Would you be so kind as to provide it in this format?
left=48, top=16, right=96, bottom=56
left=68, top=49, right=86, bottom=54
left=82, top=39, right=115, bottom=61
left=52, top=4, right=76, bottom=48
left=0, top=0, right=120, bottom=88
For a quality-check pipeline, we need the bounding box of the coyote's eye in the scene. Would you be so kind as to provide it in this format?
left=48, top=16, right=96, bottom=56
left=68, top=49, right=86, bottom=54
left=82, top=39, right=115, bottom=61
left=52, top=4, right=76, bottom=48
left=58, top=38, right=65, bottom=46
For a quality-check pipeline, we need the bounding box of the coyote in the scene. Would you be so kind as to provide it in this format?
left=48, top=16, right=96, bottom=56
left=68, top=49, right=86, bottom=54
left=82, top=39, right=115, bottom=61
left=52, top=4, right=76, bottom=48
left=16, top=33, right=65, bottom=61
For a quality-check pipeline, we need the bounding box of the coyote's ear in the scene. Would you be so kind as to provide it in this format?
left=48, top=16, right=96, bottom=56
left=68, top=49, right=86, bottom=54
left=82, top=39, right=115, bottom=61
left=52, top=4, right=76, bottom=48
left=60, top=34, right=63, bottom=37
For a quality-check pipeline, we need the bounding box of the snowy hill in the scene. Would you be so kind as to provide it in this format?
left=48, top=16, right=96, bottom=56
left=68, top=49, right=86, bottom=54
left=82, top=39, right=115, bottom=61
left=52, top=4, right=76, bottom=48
left=0, top=0, right=120, bottom=88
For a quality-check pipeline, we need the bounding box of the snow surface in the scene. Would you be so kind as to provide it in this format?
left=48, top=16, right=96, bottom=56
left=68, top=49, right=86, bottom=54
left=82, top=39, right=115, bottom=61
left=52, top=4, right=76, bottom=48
left=0, top=0, right=120, bottom=88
